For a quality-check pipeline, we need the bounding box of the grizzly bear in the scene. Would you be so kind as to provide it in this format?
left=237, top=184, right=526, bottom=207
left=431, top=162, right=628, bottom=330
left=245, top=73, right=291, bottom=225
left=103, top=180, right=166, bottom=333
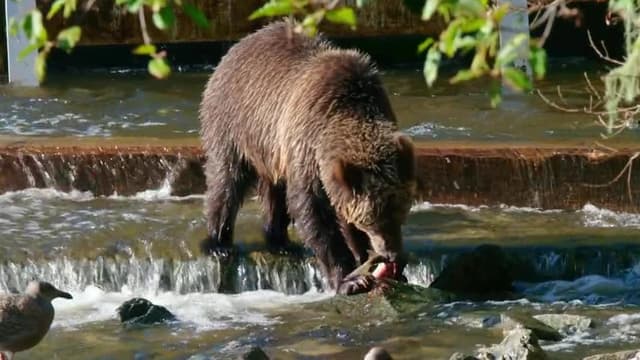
left=199, top=20, right=416, bottom=295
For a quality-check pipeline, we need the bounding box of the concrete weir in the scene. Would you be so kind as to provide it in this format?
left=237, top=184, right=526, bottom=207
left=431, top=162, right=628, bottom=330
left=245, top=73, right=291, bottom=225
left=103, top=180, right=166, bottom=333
left=1, top=140, right=639, bottom=212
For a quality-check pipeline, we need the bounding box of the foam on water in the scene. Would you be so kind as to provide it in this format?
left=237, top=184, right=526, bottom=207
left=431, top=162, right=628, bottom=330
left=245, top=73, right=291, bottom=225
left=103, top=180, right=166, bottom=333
left=581, top=203, right=640, bottom=228
left=50, top=285, right=330, bottom=331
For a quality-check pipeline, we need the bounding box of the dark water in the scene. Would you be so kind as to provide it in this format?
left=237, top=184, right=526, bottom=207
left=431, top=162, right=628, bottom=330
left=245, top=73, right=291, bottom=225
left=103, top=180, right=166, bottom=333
left=1, top=58, right=638, bottom=143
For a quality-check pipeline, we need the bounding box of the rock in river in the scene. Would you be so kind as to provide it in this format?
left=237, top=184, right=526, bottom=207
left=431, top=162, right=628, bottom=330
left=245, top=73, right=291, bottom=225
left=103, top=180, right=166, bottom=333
left=583, top=349, right=640, bottom=360
left=117, top=298, right=176, bottom=325
left=430, top=244, right=521, bottom=299
left=500, top=313, right=563, bottom=341
left=532, top=313, right=593, bottom=335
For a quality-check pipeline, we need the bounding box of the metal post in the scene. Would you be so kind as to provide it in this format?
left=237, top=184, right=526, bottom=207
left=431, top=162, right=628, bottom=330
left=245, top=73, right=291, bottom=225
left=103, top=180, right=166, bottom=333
left=497, top=0, right=532, bottom=92
left=4, top=0, right=38, bottom=86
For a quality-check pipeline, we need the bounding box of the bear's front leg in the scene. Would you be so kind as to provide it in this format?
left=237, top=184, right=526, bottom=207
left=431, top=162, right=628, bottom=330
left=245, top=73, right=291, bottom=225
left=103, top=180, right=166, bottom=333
left=287, top=179, right=373, bottom=295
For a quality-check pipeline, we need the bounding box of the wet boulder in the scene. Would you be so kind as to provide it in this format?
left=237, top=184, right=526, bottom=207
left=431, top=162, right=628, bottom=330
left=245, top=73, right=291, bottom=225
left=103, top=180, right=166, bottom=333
left=500, top=313, right=563, bottom=341
left=451, top=328, right=548, bottom=360
left=240, top=346, right=270, bottom=360
left=532, top=314, right=593, bottom=335
left=480, top=328, right=548, bottom=360
left=303, top=280, right=456, bottom=323
left=429, top=245, right=522, bottom=299
left=583, top=349, right=640, bottom=360
left=364, top=347, right=393, bottom=360
left=117, top=297, right=176, bottom=325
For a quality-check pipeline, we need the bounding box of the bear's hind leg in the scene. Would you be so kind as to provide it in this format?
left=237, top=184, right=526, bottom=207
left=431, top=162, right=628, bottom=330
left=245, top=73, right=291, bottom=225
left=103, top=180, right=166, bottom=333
left=201, top=152, right=256, bottom=255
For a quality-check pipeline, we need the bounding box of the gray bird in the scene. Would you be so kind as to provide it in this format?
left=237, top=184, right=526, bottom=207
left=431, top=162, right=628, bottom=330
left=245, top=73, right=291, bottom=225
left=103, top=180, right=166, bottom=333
left=0, top=281, right=72, bottom=360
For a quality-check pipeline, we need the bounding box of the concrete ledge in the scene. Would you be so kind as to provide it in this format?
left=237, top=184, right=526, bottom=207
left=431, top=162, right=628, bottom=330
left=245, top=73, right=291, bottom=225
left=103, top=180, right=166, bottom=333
left=1, top=142, right=639, bottom=212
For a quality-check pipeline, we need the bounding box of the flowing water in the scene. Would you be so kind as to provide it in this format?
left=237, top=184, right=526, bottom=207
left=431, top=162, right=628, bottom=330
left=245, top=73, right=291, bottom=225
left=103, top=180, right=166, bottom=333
left=1, top=58, right=640, bottom=359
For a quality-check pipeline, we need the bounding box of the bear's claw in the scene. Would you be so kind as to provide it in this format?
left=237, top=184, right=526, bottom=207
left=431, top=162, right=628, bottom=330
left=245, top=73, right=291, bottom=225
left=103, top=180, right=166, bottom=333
left=337, top=274, right=376, bottom=295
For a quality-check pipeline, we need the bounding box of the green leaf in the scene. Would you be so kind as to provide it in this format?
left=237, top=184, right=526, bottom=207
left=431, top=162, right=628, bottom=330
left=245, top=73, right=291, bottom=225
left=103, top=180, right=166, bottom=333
left=439, top=20, right=461, bottom=57
left=456, top=0, right=485, bottom=18
left=148, top=57, right=171, bottom=79
left=326, top=7, right=357, bottom=28
left=22, top=10, right=48, bottom=46
left=491, top=3, right=510, bottom=23
left=502, top=67, right=532, bottom=91
left=117, top=0, right=143, bottom=13
left=133, top=44, right=157, bottom=55
left=450, top=69, right=479, bottom=83
left=18, top=43, right=39, bottom=60
left=56, top=26, right=82, bottom=52
left=301, top=13, right=320, bottom=36
left=183, top=3, right=209, bottom=28
left=63, top=0, right=77, bottom=18
left=495, top=33, right=528, bottom=68
left=529, top=46, right=547, bottom=80
left=489, top=83, right=501, bottom=107
left=422, top=0, right=439, bottom=20
left=35, top=51, right=47, bottom=83
left=423, top=47, right=441, bottom=87
left=249, top=1, right=295, bottom=20
left=47, top=0, right=66, bottom=20
left=417, top=37, right=434, bottom=53
left=153, top=6, right=176, bottom=30
left=8, top=18, right=19, bottom=37
left=460, top=18, right=486, bottom=32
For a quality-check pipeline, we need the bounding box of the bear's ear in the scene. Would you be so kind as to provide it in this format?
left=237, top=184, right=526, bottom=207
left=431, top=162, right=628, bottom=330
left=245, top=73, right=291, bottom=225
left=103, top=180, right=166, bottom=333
left=394, top=133, right=415, bottom=183
left=331, top=159, right=364, bottom=195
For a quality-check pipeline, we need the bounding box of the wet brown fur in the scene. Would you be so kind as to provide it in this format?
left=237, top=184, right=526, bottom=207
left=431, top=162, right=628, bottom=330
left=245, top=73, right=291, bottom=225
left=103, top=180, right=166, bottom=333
left=199, top=20, right=416, bottom=292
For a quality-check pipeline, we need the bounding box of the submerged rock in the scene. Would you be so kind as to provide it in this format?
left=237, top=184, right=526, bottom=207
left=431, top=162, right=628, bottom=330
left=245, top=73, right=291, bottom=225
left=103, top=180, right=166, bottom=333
left=583, top=349, right=640, bottom=360
left=500, top=313, right=563, bottom=341
left=429, top=245, right=520, bottom=299
left=304, top=280, right=455, bottom=322
left=533, top=314, right=593, bottom=335
left=451, top=328, right=548, bottom=360
left=240, top=346, right=270, bottom=360
left=117, top=298, right=176, bottom=325
left=478, top=328, right=548, bottom=360
left=364, top=346, right=393, bottom=360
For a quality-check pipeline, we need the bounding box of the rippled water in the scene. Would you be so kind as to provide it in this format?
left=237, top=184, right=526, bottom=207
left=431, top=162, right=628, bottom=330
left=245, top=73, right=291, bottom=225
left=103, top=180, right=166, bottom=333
left=1, top=185, right=640, bottom=358
left=2, top=59, right=639, bottom=143
left=3, top=58, right=640, bottom=359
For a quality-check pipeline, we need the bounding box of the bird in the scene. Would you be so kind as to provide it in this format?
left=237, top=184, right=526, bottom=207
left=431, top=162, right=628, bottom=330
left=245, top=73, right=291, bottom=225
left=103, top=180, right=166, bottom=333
left=0, top=281, right=72, bottom=360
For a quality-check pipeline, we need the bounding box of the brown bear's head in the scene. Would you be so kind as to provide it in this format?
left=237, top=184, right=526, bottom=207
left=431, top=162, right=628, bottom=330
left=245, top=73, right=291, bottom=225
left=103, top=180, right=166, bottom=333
left=328, top=134, right=416, bottom=268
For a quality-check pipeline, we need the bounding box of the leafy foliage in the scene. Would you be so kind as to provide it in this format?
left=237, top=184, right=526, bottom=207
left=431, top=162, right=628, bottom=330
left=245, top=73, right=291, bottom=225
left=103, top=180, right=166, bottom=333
left=418, top=0, right=545, bottom=105
left=8, top=0, right=211, bottom=82
left=249, top=0, right=363, bottom=36
left=602, top=0, right=640, bottom=135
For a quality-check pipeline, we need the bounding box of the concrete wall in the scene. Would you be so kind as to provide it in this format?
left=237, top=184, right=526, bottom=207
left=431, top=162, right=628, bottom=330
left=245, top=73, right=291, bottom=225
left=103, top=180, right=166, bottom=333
left=39, top=0, right=441, bottom=45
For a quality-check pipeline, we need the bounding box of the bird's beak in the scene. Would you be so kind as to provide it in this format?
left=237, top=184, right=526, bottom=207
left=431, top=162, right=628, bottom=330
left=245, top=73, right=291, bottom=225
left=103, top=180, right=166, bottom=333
left=57, top=290, right=73, bottom=299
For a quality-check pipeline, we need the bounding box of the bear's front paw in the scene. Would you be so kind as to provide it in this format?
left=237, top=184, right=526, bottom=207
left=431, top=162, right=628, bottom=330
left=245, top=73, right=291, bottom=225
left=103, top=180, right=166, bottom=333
left=199, top=237, right=237, bottom=258
left=337, top=274, right=376, bottom=295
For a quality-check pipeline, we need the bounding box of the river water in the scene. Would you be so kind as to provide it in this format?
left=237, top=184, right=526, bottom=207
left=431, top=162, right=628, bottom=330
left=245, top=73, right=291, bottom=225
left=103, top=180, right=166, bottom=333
left=1, top=58, right=640, bottom=359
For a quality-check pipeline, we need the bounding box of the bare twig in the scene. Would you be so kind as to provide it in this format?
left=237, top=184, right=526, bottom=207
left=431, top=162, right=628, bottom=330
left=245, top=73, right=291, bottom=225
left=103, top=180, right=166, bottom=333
left=584, top=72, right=602, bottom=100
left=582, top=152, right=639, bottom=205
left=536, top=89, right=582, bottom=112
left=587, top=30, right=625, bottom=65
